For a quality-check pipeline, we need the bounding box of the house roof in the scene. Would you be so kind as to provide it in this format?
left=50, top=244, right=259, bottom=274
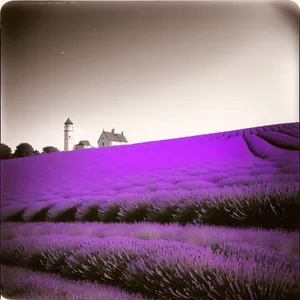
left=78, top=140, right=91, bottom=146
left=97, top=130, right=128, bottom=143
left=64, top=118, right=73, bottom=125
left=115, top=133, right=127, bottom=143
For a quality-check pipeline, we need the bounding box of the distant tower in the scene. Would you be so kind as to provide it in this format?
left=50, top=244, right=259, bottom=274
left=64, top=118, right=74, bottom=151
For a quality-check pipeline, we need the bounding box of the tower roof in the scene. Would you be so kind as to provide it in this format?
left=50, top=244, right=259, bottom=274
left=64, top=118, right=73, bottom=125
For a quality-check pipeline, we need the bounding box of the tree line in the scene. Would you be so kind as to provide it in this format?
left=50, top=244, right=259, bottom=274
left=0, top=143, right=60, bottom=159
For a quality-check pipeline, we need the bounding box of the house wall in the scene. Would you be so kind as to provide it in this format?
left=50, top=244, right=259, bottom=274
left=98, top=134, right=111, bottom=147
left=74, top=145, right=84, bottom=150
left=111, top=141, right=122, bottom=146
left=74, top=145, right=92, bottom=150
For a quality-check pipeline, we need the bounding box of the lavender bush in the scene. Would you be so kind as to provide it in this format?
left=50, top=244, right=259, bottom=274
left=3, top=181, right=299, bottom=229
left=1, top=235, right=299, bottom=299
left=2, top=222, right=298, bottom=254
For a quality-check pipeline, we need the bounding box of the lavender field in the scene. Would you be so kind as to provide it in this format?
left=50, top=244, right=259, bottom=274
left=1, top=122, right=300, bottom=299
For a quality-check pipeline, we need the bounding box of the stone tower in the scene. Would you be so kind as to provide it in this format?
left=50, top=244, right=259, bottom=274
left=64, top=118, right=74, bottom=151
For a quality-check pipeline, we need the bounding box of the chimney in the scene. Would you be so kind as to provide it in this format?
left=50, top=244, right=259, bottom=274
left=121, top=131, right=124, bottom=135
left=112, top=128, right=115, bottom=134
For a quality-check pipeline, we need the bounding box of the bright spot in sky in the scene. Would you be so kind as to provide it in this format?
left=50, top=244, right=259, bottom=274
left=61, top=51, right=64, bottom=54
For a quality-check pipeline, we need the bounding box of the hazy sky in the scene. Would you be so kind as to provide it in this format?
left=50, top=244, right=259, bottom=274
left=1, top=1, right=299, bottom=152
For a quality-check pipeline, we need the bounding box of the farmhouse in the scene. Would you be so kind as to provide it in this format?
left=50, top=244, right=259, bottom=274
left=64, top=118, right=128, bottom=151
left=97, top=128, right=128, bottom=147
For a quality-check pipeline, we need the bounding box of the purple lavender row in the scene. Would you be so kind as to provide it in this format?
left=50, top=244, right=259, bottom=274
left=1, top=235, right=299, bottom=300
left=2, top=154, right=298, bottom=212
left=257, top=131, right=300, bottom=150
left=1, top=265, right=151, bottom=300
left=3, top=170, right=299, bottom=209
left=2, top=170, right=298, bottom=212
left=2, top=222, right=298, bottom=256
left=2, top=181, right=299, bottom=229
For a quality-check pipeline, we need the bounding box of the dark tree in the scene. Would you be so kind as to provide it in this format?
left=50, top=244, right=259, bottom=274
left=0, top=143, right=13, bottom=159
left=14, top=143, right=35, bottom=158
left=42, top=146, right=60, bottom=154
left=33, top=150, right=40, bottom=155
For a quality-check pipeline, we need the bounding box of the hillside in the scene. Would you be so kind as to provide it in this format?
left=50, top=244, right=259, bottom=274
left=1, top=122, right=300, bottom=300
left=1, top=122, right=299, bottom=227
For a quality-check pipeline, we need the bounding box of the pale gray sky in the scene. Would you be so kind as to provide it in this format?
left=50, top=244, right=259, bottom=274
left=1, top=0, right=299, bottom=152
